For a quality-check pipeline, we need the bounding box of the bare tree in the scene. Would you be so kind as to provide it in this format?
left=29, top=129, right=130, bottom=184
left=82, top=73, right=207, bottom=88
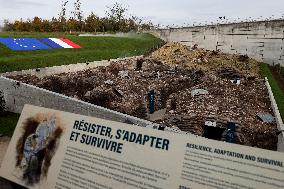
left=59, top=0, right=69, bottom=22
left=58, top=0, right=69, bottom=31
left=106, top=2, right=127, bottom=22
left=72, top=0, right=84, bottom=31
left=105, top=2, right=128, bottom=31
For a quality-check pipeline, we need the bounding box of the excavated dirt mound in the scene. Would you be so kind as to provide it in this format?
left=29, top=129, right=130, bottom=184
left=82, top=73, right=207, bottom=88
left=158, top=76, right=277, bottom=149
left=10, top=59, right=203, bottom=119
left=151, top=42, right=260, bottom=78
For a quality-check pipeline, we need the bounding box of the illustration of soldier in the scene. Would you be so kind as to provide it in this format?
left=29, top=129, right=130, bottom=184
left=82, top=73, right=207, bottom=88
left=22, top=134, right=40, bottom=183
left=14, top=115, right=63, bottom=185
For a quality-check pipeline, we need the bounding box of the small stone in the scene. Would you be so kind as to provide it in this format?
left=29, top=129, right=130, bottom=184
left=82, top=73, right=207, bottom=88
left=118, top=71, right=129, bottom=78
left=256, top=112, right=275, bottom=123
left=230, top=79, right=241, bottom=85
left=104, top=80, right=114, bottom=85
left=73, top=95, right=80, bottom=100
left=84, top=91, right=92, bottom=99
left=205, top=121, right=217, bottom=127
left=146, top=125, right=153, bottom=128
left=112, top=88, right=124, bottom=97
left=196, top=58, right=203, bottom=64
left=191, top=89, right=209, bottom=97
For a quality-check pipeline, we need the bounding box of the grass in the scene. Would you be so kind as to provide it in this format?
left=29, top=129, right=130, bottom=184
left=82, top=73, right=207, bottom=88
left=0, top=32, right=163, bottom=136
left=0, top=32, right=163, bottom=73
left=0, top=112, right=20, bottom=137
left=260, top=63, right=284, bottom=120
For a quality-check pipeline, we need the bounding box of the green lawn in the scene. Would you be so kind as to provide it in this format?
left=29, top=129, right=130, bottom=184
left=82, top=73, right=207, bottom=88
left=0, top=112, right=20, bottom=137
left=0, top=32, right=163, bottom=73
left=0, top=32, right=163, bottom=136
left=260, top=63, right=284, bottom=120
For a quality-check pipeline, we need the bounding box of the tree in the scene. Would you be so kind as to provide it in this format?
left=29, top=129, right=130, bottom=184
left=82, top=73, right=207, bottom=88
left=141, top=21, right=154, bottom=31
left=22, top=19, right=32, bottom=32
left=129, top=16, right=141, bottom=31
left=51, top=17, right=63, bottom=32
left=106, top=2, right=127, bottom=22
left=2, top=1, right=154, bottom=32
left=32, top=17, right=43, bottom=32
left=14, top=19, right=25, bottom=31
left=105, top=2, right=128, bottom=31
left=85, top=12, right=101, bottom=32
left=42, top=19, right=52, bottom=32
left=59, top=0, right=69, bottom=22
left=72, top=0, right=84, bottom=31
left=58, top=0, right=69, bottom=31
left=3, top=19, right=14, bottom=31
left=66, top=18, right=78, bottom=32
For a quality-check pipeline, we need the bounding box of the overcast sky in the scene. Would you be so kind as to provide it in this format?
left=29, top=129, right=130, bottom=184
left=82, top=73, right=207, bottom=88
left=0, top=0, right=284, bottom=26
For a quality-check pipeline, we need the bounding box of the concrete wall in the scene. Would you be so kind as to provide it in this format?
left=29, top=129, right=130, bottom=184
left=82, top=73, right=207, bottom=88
left=156, top=20, right=284, bottom=66
left=0, top=76, right=194, bottom=137
left=265, top=78, right=284, bottom=152
left=0, top=76, right=154, bottom=127
left=0, top=56, right=143, bottom=78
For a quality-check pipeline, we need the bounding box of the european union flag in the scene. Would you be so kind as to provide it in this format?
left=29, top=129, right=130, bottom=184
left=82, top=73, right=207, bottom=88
left=0, top=38, right=50, bottom=51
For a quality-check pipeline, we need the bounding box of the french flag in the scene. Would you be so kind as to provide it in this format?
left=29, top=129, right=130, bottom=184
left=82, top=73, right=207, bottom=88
left=40, top=38, right=81, bottom=49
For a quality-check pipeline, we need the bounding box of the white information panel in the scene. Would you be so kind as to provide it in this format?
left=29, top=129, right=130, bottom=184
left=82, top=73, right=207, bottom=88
left=0, top=105, right=283, bottom=189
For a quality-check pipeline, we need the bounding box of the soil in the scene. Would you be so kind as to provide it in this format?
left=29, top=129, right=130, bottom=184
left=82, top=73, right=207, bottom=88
left=158, top=77, right=277, bottom=150
left=152, top=42, right=260, bottom=78
left=7, top=43, right=279, bottom=151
